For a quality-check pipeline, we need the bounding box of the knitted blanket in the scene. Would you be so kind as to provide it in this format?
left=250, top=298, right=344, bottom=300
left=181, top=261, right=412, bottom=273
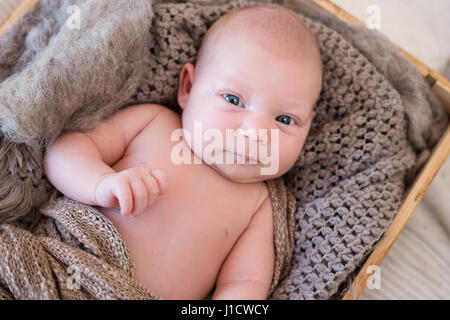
left=0, top=179, right=294, bottom=299
left=0, top=0, right=447, bottom=299
left=0, top=192, right=162, bottom=300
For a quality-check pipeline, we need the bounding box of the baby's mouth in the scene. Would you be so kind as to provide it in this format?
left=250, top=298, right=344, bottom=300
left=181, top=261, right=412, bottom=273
left=225, top=150, right=259, bottom=164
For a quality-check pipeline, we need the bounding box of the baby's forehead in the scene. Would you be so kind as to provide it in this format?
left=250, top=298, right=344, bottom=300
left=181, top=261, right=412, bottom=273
left=219, top=5, right=307, bottom=37
left=197, top=4, right=321, bottom=69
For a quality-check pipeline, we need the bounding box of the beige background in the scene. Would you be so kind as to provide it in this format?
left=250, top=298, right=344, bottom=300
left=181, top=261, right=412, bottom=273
left=0, top=0, right=19, bottom=23
left=1, top=0, right=449, bottom=300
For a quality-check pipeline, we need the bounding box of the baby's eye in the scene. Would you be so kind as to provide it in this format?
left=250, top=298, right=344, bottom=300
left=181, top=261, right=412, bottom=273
left=223, top=94, right=244, bottom=107
left=276, top=115, right=295, bottom=125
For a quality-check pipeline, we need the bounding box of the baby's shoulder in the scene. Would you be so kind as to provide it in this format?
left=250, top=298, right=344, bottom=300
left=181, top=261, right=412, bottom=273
left=244, top=181, right=273, bottom=229
left=135, top=103, right=181, bottom=131
left=143, top=103, right=180, bottom=122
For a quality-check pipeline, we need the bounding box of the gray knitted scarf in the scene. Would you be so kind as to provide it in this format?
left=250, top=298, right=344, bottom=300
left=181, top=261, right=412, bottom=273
left=0, top=0, right=447, bottom=299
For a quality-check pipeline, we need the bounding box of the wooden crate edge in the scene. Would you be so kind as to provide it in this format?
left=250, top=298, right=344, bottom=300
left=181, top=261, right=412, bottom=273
left=342, top=125, right=450, bottom=299
left=309, top=0, right=450, bottom=299
left=0, top=0, right=39, bottom=36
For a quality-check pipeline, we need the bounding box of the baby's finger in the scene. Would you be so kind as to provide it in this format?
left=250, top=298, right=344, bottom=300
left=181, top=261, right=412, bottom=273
left=141, top=171, right=160, bottom=206
left=150, top=169, right=168, bottom=195
left=129, top=178, right=148, bottom=217
left=111, top=182, right=133, bottom=216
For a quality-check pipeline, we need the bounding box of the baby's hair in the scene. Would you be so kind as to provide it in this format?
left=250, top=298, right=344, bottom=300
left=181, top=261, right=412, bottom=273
left=195, top=3, right=322, bottom=75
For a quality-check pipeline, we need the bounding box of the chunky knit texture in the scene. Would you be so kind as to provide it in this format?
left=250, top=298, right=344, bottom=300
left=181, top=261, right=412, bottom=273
left=0, top=191, right=162, bottom=299
left=0, top=0, right=448, bottom=299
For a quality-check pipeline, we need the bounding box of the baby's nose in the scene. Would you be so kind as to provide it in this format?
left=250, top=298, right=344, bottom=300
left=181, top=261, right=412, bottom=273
left=236, top=128, right=267, bottom=144
left=237, top=119, right=273, bottom=144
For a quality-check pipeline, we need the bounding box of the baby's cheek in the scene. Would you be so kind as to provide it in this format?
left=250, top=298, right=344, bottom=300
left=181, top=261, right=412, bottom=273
left=279, top=139, right=303, bottom=169
left=189, top=107, right=221, bottom=130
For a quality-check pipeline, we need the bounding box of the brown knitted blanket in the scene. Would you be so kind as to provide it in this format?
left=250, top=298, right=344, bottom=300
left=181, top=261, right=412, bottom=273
left=0, top=0, right=447, bottom=299
left=0, top=179, right=295, bottom=299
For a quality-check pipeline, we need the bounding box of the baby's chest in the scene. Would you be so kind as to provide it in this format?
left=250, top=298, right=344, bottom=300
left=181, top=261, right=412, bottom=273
left=113, top=164, right=260, bottom=298
left=143, top=165, right=258, bottom=247
left=120, top=112, right=182, bottom=171
left=116, top=120, right=262, bottom=244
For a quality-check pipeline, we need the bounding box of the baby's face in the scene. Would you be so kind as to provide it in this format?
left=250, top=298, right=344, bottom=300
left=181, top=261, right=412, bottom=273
left=178, top=33, right=322, bottom=183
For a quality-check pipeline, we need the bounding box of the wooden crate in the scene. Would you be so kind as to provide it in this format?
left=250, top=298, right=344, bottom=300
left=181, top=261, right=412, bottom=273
left=1, top=0, right=449, bottom=300
left=310, top=0, right=450, bottom=300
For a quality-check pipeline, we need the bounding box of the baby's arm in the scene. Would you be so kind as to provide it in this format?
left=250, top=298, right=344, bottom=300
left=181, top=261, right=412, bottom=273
left=212, top=196, right=274, bottom=300
left=44, top=104, right=167, bottom=209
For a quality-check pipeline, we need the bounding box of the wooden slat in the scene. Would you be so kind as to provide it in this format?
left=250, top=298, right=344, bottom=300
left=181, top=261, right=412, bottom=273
left=0, top=0, right=39, bottom=36
left=311, top=0, right=360, bottom=24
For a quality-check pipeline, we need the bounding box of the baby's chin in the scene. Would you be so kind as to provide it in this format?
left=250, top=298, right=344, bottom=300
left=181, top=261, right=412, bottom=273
left=209, top=162, right=279, bottom=184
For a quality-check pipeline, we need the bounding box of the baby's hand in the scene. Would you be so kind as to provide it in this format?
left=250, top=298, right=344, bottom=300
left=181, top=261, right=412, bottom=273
left=95, top=167, right=167, bottom=217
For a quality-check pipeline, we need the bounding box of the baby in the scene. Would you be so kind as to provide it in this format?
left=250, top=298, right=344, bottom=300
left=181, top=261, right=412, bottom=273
left=44, top=4, right=322, bottom=299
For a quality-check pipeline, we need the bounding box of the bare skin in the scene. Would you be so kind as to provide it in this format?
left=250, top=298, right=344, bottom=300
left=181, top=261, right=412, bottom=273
left=96, top=105, right=272, bottom=299
left=45, top=104, right=273, bottom=299
left=43, top=5, right=322, bottom=300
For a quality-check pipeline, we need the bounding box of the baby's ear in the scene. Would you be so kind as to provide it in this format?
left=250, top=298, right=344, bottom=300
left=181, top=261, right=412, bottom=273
left=177, top=63, right=195, bottom=109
